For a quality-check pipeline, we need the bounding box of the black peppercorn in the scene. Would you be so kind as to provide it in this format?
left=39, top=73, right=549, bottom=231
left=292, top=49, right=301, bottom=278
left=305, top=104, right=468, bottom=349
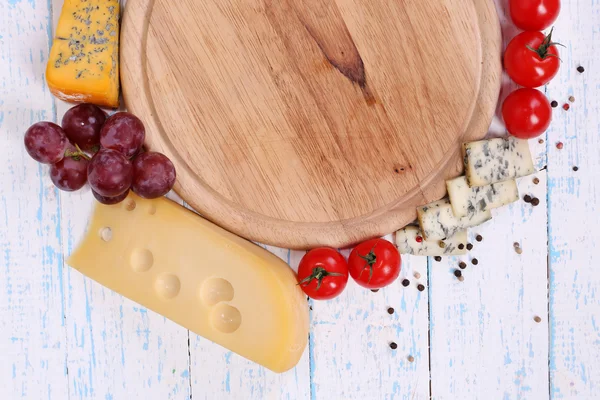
left=371, top=289, right=379, bottom=293
left=390, top=342, right=398, bottom=350
left=454, top=269, right=462, bottom=278
left=458, top=243, right=465, bottom=250
left=472, top=258, right=479, bottom=265
left=434, top=256, right=442, bottom=262
left=531, top=198, right=540, bottom=206
left=524, top=195, right=532, bottom=203
left=577, top=66, right=585, bottom=73
left=459, top=261, right=467, bottom=269
left=387, top=307, right=395, bottom=314
left=402, top=279, right=410, bottom=287
left=573, top=166, right=579, bottom=172
left=417, top=284, right=425, bottom=292
left=551, top=100, right=558, bottom=108
left=475, top=235, right=483, bottom=242
left=466, top=243, right=473, bottom=251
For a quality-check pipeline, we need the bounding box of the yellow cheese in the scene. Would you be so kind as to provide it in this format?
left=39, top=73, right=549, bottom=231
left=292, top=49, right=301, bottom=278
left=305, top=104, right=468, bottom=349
left=68, top=194, right=309, bottom=373
left=46, top=0, right=120, bottom=108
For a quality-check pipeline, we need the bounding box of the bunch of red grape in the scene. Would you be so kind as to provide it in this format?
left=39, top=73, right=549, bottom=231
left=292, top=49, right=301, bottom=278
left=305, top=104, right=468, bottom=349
left=24, top=104, right=176, bottom=204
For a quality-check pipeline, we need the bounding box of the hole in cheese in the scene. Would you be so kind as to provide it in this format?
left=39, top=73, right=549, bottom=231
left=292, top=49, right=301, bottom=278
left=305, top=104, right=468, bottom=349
left=148, top=204, right=157, bottom=215
left=211, top=304, right=242, bottom=333
left=130, top=248, right=153, bottom=272
left=154, top=273, right=181, bottom=299
left=200, top=277, right=235, bottom=306
left=99, top=227, right=112, bottom=242
left=124, top=198, right=136, bottom=211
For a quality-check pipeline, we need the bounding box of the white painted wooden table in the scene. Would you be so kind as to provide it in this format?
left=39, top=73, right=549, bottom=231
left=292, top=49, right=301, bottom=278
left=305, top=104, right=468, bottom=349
left=1, top=0, right=599, bottom=399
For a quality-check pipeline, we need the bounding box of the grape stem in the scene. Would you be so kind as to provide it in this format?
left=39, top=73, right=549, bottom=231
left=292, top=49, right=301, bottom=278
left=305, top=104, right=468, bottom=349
left=65, top=144, right=91, bottom=161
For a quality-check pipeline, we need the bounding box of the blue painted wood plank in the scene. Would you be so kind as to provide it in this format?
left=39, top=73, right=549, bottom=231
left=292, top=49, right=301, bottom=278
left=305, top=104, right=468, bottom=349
left=0, top=0, right=69, bottom=398
left=309, top=243, right=430, bottom=400
left=547, top=1, right=600, bottom=398
left=428, top=2, right=550, bottom=397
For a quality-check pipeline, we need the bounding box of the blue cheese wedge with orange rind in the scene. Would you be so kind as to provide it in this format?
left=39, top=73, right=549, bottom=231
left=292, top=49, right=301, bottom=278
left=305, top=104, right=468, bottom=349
left=463, top=137, right=535, bottom=187
left=417, top=198, right=491, bottom=241
left=46, top=0, right=120, bottom=108
left=395, top=226, right=467, bottom=256
left=446, top=176, right=519, bottom=218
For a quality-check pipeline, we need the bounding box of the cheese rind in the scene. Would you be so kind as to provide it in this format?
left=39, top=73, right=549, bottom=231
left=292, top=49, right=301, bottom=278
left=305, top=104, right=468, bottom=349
left=395, top=226, right=467, bottom=256
left=463, top=137, right=535, bottom=187
left=68, top=194, right=309, bottom=373
left=446, top=176, right=519, bottom=217
left=46, top=0, right=120, bottom=108
left=417, top=199, right=491, bottom=240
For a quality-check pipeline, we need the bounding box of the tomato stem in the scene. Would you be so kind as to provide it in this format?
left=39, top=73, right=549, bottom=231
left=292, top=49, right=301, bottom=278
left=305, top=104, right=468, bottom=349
left=298, top=266, right=344, bottom=291
left=526, top=27, right=564, bottom=60
left=358, top=240, right=380, bottom=283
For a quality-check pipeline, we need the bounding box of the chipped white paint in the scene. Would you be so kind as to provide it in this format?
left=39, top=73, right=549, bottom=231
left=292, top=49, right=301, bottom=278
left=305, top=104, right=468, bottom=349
left=546, top=1, right=600, bottom=398
left=310, top=243, right=430, bottom=400
left=428, top=2, right=551, bottom=398
left=0, top=0, right=598, bottom=399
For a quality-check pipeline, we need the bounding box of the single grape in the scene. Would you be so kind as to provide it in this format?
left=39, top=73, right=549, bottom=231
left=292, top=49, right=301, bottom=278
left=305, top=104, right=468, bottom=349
left=87, top=149, right=133, bottom=197
left=24, top=122, right=69, bottom=164
left=92, top=188, right=130, bottom=205
left=131, top=152, right=176, bottom=199
left=61, top=103, right=106, bottom=151
left=50, top=144, right=89, bottom=191
left=100, top=112, right=145, bottom=158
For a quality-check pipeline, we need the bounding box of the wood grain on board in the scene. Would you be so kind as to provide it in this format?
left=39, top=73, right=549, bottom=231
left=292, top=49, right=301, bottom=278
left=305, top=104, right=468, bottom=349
left=121, top=0, right=500, bottom=249
left=2, top=0, right=600, bottom=399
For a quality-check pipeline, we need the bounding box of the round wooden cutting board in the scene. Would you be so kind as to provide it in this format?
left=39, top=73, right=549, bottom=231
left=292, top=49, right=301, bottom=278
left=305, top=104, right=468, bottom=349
left=121, top=0, right=501, bottom=249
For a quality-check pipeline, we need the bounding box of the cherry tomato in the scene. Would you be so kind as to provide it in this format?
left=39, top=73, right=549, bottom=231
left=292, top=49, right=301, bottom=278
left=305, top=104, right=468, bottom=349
left=502, top=88, right=552, bottom=139
left=297, top=248, right=349, bottom=300
left=504, top=30, right=560, bottom=88
left=510, top=0, right=560, bottom=31
left=348, top=239, right=401, bottom=289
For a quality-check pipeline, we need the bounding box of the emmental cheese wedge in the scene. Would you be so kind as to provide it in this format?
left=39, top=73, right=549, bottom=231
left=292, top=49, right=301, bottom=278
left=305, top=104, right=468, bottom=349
left=463, top=137, right=535, bottom=187
left=446, top=176, right=519, bottom=217
left=395, top=226, right=467, bottom=256
left=417, top=199, right=491, bottom=241
left=68, top=194, right=309, bottom=373
left=46, top=0, right=120, bottom=108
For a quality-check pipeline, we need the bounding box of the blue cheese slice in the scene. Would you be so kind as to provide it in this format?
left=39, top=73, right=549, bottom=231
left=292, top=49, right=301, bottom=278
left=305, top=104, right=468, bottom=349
left=417, top=199, right=491, bottom=240
left=446, top=176, right=519, bottom=217
left=463, top=137, right=535, bottom=187
left=395, top=226, right=467, bottom=256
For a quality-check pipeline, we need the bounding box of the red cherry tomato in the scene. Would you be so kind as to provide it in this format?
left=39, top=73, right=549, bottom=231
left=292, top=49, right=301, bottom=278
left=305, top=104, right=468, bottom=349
left=297, top=248, right=349, bottom=300
left=348, top=239, right=401, bottom=289
left=510, top=0, right=560, bottom=31
left=504, top=30, right=560, bottom=88
left=502, top=88, right=552, bottom=139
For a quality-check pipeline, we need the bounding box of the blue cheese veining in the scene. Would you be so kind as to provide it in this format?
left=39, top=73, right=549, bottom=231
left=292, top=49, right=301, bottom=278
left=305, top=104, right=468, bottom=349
left=463, top=137, right=535, bottom=187
left=46, top=0, right=120, bottom=107
left=446, top=176, right=519, bottom=217
left=417, top=199, right=492, bottom=241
